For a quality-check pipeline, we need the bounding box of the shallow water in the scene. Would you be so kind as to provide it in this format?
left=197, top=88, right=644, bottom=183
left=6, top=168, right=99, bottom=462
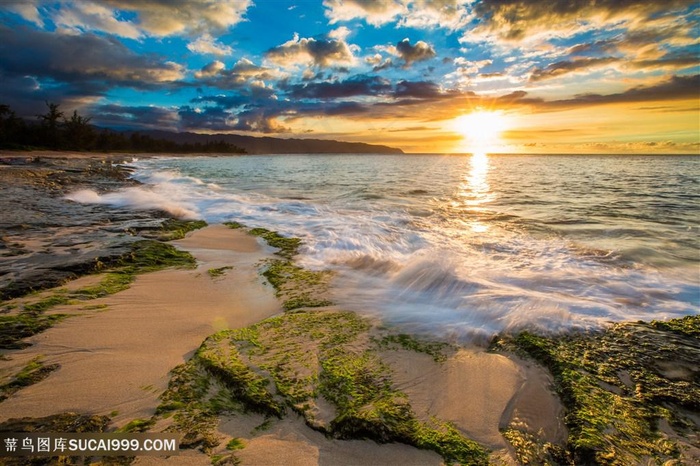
left=67, top=154, right=700, bottom=341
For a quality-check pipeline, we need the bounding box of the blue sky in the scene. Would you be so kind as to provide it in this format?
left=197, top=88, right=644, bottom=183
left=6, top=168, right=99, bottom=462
left=1, top=0, right=698, bottom=153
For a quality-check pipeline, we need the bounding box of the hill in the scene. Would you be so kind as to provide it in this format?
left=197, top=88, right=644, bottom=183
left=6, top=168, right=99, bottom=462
left=135, top=130, right=404, bottom=155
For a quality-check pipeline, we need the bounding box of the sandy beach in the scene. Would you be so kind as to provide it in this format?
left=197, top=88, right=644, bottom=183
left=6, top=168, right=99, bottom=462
left=0, top=222, right=565, bottom=465
left=1, top=153, right=696, bottom=466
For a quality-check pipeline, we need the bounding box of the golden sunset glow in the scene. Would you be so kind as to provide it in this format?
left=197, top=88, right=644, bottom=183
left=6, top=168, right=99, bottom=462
left=453, top=111, right=509, bottom=153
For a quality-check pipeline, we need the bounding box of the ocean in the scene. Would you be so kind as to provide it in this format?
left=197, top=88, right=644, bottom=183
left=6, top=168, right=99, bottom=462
left=68, top=154, right=700, bottom=341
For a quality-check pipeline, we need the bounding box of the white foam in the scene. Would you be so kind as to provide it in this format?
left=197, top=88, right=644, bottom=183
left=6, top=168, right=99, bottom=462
left=68, top=157, right=698, bottom=342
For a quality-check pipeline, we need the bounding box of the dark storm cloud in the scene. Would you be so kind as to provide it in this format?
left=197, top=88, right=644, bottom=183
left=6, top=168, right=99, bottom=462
left=394, top=80, right=444, bottom=99
left=89, top=104, right=179, bottom=130
left=284, top=76, right=392, bottom=99
left=0, top=26, right=183, bottom=88
left=529, top=57, right=620, bottom=82
left=178, top=106, right=234, bottom=131
left=395, top=38, right=436, bottom=66
left=547, top=74, right=700, bottom=107
left=0, top=25, right=183, bottom=116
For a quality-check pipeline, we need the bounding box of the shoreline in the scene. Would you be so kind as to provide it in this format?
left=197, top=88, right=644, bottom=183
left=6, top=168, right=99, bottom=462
left=0, top=154, right=697, bottom=465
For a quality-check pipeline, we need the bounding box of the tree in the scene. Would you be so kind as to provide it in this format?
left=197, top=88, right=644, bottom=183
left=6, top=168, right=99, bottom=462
left=0, top=104, right=24, bottom=147
left=38, top=101, right=64, bottom=149
left=63, top=109, right=93, bottom=150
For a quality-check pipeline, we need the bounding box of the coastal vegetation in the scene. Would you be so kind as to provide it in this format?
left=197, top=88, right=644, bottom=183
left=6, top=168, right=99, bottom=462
left=493, top=315, right=700, bottom=465
left=0, top=102, right=245, bottom=153
left=226, top=223, right=333, bottom=311
left=1, top=214, right=697, bottom=465
left=177, top=224, right=489, bottom=465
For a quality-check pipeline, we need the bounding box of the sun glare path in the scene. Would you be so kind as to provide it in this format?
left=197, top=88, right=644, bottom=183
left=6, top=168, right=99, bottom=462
left=454, top=110, right=508, bottom=154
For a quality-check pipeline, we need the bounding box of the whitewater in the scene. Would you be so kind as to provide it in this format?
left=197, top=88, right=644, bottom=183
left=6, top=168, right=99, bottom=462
left=67, top=154, right=700, bottom=341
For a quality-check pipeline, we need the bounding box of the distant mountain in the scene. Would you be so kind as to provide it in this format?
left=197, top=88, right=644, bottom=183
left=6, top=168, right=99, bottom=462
left=133, top=130, right=404, bottom=155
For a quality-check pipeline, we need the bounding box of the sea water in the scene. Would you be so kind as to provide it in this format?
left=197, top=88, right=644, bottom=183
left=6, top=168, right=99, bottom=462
left=68, top=154, right=700, bottom=341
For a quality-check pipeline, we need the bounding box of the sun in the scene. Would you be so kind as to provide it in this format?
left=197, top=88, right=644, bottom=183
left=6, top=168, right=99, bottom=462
left=453, top=110, right=508, bottom=153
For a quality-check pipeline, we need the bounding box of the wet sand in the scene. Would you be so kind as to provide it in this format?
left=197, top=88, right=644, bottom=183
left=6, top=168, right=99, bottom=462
left=0, top=153, right=566, bottom=464
left=0, top=226, right=280, bottom=425
left=0, top=224, right=565, bottom=464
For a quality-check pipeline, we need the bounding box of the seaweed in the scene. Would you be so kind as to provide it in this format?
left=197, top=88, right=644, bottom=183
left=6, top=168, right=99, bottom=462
left=0, top=356, right=60, bottom=402
left=495, top=315, right=700, bottom=465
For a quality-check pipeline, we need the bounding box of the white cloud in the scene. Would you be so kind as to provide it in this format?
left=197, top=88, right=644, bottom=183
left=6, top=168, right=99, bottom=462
left=266, top=34, right=356, bottom=68
left=187, top=34, right=233, bottom=56
left=7, top=1, right=44, bottom=27
left=323, top=0, right=406, bottom=26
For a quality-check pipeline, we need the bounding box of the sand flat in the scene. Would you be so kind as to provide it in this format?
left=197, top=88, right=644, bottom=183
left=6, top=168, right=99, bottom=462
left=0, top=226, right=280, bottom=425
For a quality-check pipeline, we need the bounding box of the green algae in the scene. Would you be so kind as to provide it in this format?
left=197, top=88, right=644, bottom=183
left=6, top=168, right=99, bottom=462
left=494, top=315, right=700, bottom=465
left=0, top=356, right=60, bottom=402
left=248, top=228, right=301, bottom=259
left=0, top=313, right=68, bottom=349
left=147, top=219, right=208, bottom=241
left=501, top=426, right=569, bottom=465
left=208, top=266, right=234, bottom=279
left=22, top=294, right=72, bottom=313
left=225, top=438, right=245, bottom=451
left=223, top=221, right=245, bottom=230
left=0, top=240, right=196, bottom=349
left=377, top=333, right=451, bottom=363
left=261, top=259, right=333, bottom=311
left=192, top=310, right=489, bottom=465
left=118, top=418, right=155, bottom=433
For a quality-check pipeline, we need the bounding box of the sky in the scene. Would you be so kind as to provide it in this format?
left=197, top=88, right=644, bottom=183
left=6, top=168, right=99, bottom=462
left=0, top=0, right=698, bottom=154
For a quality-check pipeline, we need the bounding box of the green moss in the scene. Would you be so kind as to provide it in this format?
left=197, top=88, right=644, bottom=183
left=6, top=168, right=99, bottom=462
left=0, top=356, right=60, bottom=402
left=118, top=418, right=155, bottom=433
left=208, top=266, right=234, bottom=279
left=378, top=333, right=450, bottom=363
left=23, top=295, right=71, bottom=313
left=650, top=315, right=700, bottom=338
left=496, top=316, right=700, bottom=465
left=226, top=438, right=245, bottom=451
left=73, top=272, right=134, bottom=299
left=194, top=310, right=488, bottom=465
left=0, top=241, right=196, bottom=348
left=118, top=240, right=197, bottom=273
left=501, top=426, right=570, bottom=465
left=413, top=419, right=489, bottom=466
left=249, top=228, right=301, bottom=259
left=261, top=259, right=333, bottom=311
left=196, top=334, right=285, bottom=419
left=155, top=219, right=208, bottom=241
left=224, top=221, right=245, bottom=229
left=0, top=313, right=68, bottom=349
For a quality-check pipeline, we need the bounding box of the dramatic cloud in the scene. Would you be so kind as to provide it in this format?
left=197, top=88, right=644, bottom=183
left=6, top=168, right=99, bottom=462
left=546, top=74, right=700, bottom=107
left=398, top=0, right=471, bottom=30
left=470, top=0, right=697, bottom=43
left=52, top=1, right=141, bottom=39
left=324, top=0, right=470, bottom=29
left=529, top=57, right=620, bottom=82
left=394, top=39, right=436, bottom=66
left=323, top=0, right=406, bottom=26
left=187, top=34, right=234, bottom=56
left=266, top=34, right=355, bottom=68
left=194, top=59, right=285, bottom=90
left=284, top=75, right=392, bottom=100
left=13, top=0, right=253, bottom=38
left=394, top=80, right=444, bottom=99
left=91, top=0, right=252, bottom=37
left=90, top=103, right=180, bottom=130
left=0, top=26, right=184, bottom=94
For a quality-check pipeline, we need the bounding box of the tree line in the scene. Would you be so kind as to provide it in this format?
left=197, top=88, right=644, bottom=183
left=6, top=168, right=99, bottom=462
left=0, top=102, right=245, bottom=154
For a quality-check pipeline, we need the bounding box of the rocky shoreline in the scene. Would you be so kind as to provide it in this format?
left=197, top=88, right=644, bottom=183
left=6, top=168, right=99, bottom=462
left=0, top=154, right=173, bottom=299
